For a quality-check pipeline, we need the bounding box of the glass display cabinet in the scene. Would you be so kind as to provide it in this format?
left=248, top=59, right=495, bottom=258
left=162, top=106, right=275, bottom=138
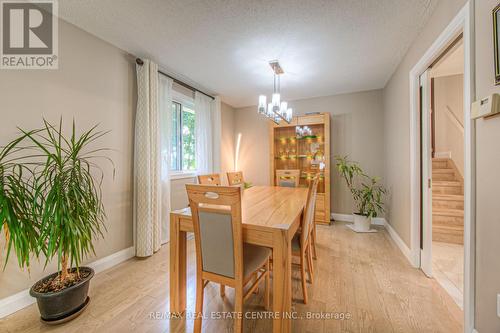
left=269, top=113, right=331, bottom=225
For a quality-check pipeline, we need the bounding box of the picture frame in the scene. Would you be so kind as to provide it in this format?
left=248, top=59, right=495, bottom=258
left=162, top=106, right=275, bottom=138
left=493, top=3, right=500, bottom=84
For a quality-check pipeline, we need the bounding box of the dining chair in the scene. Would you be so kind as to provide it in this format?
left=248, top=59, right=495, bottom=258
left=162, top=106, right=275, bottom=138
left=276, top=169, right=301, bottom=187
left=186, top=184, right=271, bottom=333
left=292, top=174, right=319, bottom=304
left=197, top=173, right=221, bottom=186
left=227, top=171, right=244, bottom=186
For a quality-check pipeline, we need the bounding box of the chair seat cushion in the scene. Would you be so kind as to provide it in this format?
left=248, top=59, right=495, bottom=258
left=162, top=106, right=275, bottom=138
left=243, top=243, right=271, bottom=278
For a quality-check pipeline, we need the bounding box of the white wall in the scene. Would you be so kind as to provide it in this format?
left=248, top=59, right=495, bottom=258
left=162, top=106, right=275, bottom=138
left=433, top=74, right=464, bottom=175
left=474, top=0, right=500, bottom=331
left=234, top=89, right=385, bottom=215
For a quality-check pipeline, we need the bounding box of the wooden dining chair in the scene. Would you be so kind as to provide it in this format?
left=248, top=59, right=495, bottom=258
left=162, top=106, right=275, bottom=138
left=292, top=174, right=319, bottom=304
left=186, top=184, right=271, bottom=333
left=276, top=169, right=301, bottom=187
left=227, top=171, right=244, bottom=186
left=197, top=173, right=221, bottom=186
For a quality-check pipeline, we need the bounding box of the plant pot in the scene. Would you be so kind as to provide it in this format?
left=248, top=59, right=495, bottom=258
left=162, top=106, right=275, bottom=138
left=353, top=213, right=371, bottom=232
left=29, top=267, right=94, bottom=323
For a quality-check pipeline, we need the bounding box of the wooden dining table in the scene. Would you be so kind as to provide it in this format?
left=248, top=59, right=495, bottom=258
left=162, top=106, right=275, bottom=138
left=169, top=185, right=309, bottom=333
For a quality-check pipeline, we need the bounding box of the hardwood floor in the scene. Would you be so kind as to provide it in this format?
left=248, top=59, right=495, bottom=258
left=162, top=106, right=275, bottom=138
left=0, top=222, right=462, bottom=333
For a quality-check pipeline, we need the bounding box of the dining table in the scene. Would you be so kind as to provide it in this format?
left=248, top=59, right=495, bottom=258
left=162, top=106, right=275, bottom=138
left=169, top=185, right=309, bottom=333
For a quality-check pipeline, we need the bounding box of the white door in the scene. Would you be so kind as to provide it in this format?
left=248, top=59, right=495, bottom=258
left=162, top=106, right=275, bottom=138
left=420, top=69, right=433, bottom=277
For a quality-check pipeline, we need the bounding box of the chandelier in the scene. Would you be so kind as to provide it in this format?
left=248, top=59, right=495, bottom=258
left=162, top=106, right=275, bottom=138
left=257, top=61, right=292, bottom=124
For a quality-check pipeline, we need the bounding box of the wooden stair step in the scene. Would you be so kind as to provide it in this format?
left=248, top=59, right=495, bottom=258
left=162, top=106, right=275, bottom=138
left=432, top=158, right=449, bottom=169
left=433, top=194, right=464, bottom=209
left=433, top=180, right=461, bottom=187
left=432, top=173, right=456, bottom=181
left=432, top=181, right=463, bottom=195
left=433, top=194, right=464, bottom=201
left=433, top=208, right=464, bottom=217
left=432, top=230, right=464, bottom=244
left=433, top=208, right=464, bottom=227
left=432, top=168, right=454, bottom=174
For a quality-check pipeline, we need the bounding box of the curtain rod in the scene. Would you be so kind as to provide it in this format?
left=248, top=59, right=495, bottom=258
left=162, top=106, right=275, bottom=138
left=135, top=58, right=215, bottom=100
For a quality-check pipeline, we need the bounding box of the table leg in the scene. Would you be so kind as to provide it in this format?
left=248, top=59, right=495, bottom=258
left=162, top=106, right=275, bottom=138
left=170, top=213, right=187, bottom=315
left=272, top=228, right=292, bottom=333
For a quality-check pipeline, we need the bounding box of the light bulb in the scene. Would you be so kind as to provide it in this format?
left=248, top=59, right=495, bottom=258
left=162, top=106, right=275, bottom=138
left=286, top=108, right=292, bottom=122
left=267, top=103, right=273, bottom=117
left=280, top=101, right=288, bottom=118
left=258, top=95, right=267, bottom=114
left=272, top=93, right=280, bottom=112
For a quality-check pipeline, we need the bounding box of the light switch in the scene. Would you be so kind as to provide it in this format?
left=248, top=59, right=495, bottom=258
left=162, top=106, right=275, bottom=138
left=471, top=94, right=500, bottom=119
left=497, top=294, right=500, bottom=318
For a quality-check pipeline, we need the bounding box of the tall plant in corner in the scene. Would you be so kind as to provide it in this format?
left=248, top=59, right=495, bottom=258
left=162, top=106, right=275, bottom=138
left=335, top=156, right=387, bottom=232
left=0, top=132, right=41, bottom=270
left=1, top=119, right=114, bottom=322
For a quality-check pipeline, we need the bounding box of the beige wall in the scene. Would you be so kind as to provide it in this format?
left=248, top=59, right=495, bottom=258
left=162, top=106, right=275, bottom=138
left=474, top=0, right=500, bottom=331
left=0, top=20, right=135, bottom=298
left=434, top=74, right=464, bottom=176
left=234, top=89, right=385, bottom=215
left=382, top=0, right=466, bottom=246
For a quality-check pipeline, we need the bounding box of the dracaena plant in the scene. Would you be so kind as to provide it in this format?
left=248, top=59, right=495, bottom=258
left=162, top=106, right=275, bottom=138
left=0, top=133, right=42, bottom=270
left=1, top=119, right=113, bottom=284
left=335, top=155, right=387, bottom=218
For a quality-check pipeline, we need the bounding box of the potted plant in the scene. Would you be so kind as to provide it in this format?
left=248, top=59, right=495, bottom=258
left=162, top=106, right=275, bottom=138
left=0, top=119, right=112, bottom=323
left=335, top=156, right=387, bottom=232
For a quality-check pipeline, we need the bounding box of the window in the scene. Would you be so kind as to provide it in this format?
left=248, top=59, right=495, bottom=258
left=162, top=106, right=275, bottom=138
left=170, top=101, right=195, bottom=171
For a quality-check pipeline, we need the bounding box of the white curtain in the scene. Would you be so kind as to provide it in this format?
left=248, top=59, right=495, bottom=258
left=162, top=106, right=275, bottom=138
left=195, top=92, right=214, bottom=174
left=159, top=75, right=173, bottom=244
left=134, top=59, right=171, bottom=257
left=212, top=96, right=222, bottom=173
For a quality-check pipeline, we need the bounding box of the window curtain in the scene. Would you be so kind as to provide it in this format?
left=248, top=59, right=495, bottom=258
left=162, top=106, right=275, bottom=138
left=134, top=59, right=172, bottom=257
left=159, top=74, right=173, bottom=244
left=212, top=96, right=222, bottom=173
left=195, top=92, right=214, bottom=174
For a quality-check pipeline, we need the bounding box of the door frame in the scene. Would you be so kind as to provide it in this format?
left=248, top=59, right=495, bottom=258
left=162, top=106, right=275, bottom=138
left=409, top=1, right=475, bottom=332
left=419, top=69, right=433, bottom=278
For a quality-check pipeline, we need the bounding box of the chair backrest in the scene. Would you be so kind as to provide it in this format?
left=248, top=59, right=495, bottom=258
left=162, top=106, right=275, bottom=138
left=301, top=174, right=319, bottom=248
left=227, top=171, right=244, bottom=186
left=186, top=184, right=243, bottom=281
left=198, top=173, right=221, bottom=186
left=276, top=169, right=300, bottom=187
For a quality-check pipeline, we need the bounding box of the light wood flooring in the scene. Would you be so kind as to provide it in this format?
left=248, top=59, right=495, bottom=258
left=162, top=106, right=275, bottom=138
left=0, top=222, right=463, bottom=333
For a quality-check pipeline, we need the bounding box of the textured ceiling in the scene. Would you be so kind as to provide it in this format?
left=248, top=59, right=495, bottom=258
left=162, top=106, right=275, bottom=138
left=59, top=0, right=437, bottom=107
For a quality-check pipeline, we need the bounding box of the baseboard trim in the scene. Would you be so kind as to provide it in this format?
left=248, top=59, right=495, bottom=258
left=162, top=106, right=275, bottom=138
left=0, top=246, right=135, bottom=319
left=383, top=220, right=418, bottom=266
left=331, top=213, right=385, bottom=226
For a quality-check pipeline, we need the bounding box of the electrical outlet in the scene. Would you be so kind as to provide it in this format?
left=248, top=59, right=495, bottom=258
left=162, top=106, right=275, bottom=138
left=497, top=294, right=500, bottom=318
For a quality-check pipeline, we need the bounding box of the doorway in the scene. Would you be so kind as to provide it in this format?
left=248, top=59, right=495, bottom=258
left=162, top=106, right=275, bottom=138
left=409, top=2, right=475, bottom=331
left=421, top=37, right=465, bottom=308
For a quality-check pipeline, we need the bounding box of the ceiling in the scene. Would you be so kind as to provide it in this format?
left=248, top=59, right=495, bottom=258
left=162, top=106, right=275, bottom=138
left=58, top=0, right=437, bottom=107
left=431, top=40, right=464, bottom=78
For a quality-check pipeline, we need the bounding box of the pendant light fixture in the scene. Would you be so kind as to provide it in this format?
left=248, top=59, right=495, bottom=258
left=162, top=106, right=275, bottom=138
left=258, top=61, right=292, bottom=124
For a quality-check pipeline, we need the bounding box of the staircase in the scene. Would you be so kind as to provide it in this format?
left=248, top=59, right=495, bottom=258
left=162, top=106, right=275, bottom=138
left=432, top=158, right=464, bottom=245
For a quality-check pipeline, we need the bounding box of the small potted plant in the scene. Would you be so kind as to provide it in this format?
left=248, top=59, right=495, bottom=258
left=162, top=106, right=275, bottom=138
left=0, top=119, right=112, bottom=323
left=335, top=156, right=386, bottom=232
